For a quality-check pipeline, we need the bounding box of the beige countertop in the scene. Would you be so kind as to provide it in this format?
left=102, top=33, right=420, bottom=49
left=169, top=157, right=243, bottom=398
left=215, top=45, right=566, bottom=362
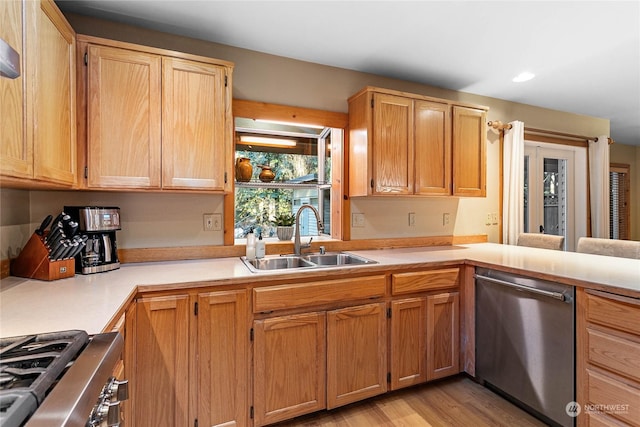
left=1, top=243, right=638, bottom=338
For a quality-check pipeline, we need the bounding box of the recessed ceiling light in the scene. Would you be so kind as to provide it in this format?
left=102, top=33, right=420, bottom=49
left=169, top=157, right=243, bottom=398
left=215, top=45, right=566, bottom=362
left=512, top=72, right=535, bottom=83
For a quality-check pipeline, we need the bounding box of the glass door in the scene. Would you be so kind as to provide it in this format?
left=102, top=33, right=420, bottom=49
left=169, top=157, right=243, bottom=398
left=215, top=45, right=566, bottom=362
left=524, top=146, right=575, bottom=250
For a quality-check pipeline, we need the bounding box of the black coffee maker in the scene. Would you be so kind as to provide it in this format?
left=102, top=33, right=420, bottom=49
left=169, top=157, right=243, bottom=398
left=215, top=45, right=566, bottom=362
left=65, top=206, right=121, bottom=274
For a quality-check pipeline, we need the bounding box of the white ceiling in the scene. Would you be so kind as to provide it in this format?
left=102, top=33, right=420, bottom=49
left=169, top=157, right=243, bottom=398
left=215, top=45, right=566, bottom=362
left=56, top=0, right=640, bottom=145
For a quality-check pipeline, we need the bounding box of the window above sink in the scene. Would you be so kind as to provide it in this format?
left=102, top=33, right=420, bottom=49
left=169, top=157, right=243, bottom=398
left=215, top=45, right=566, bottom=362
left=234, top=116, right=342, bottom=242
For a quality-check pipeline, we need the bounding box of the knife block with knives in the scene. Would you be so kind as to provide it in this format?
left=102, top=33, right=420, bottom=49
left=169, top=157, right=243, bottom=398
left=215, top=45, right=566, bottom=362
left=11, top=212, right=86, bottom=281
left=11, top=233, right=76, bottom=281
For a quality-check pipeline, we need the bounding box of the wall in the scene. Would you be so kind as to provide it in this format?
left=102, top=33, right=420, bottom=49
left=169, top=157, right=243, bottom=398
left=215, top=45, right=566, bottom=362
left=610, top=143, right=640, bottom=240
left=0, top=189, right=31, bottom=260
left=0, top=12, right=612, bottom=258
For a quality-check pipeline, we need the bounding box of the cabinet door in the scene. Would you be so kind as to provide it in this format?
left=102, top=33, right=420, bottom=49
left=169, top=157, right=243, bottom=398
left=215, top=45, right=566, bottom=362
left=327, top=302, right=387, bottom=408
left=452, top=106, right=486, bottom=196
left=0, top=0, right=31, bottom=179
left=390, top=297, right=427, bottom=390
left=134, top=294, right=190, bottom=427
left=372, top=93, right=413, bottom=194
left=28, top=0, right=76, bottom=185
left=253, top=312, right=326, bottom=426
left=162, top=57, right=229, bottom=191
left=414, top=100, right=451, bottom=195
left=87, top=44, right=161, bottom=188
left=123, top=300, right=136, bottom=427
left=197, top=290, right=248, bottom=427
left=426, top=292, right=460, bottom=380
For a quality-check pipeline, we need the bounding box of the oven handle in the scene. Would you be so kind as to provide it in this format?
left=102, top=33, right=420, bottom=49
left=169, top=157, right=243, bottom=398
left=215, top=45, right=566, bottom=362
left=474, top=274, right=568, bottom=302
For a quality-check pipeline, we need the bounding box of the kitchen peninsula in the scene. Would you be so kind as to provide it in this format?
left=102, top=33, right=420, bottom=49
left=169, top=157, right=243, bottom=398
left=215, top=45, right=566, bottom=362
left=2, top=243, right=638, bottom=337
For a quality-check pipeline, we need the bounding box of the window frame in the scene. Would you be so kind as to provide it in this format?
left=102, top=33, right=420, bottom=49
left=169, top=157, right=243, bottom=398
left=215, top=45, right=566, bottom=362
left=228, top=100, right=348, bottom=245
left=610, top=163, right=631, bottom=240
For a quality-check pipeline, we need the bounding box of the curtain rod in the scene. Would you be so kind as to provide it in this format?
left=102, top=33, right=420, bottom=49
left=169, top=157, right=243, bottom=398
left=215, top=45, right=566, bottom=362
left=487, top=120, right=512, bottom=131
left=524, top=127, right=614, bottom=144
left=488, top=121, right=614, bottom=144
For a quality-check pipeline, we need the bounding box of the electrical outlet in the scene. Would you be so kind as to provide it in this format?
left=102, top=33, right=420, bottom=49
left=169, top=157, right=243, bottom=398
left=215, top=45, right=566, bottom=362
left=486, top=213, right=492, bottom=226
left=203, top=213, right=221, bottom=231
left=352, top=213, right=365, bottom=228
left=443, top=213, right=450, bottom=226
left=408, top=212, right=416, bottom=227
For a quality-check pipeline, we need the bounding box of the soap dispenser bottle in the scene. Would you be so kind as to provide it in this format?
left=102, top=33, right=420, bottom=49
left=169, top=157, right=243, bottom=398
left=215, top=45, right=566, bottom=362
left=246, top=228, right=256, bottom=260
left=255, top=233, right=265, bottom=259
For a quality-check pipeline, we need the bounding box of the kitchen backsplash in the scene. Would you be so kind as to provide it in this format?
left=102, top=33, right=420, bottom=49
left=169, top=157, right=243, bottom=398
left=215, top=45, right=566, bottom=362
left=0, top=189, right=225, bottom=259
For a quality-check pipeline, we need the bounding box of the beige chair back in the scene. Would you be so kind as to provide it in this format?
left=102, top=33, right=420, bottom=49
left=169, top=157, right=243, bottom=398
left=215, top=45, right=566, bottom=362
left=576, top=237, right=640, bottom=259
left=517, top=233, right=565, bottom=251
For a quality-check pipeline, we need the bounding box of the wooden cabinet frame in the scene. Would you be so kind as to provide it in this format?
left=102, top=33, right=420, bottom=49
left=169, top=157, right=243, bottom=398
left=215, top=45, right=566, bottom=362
left=1, top=0, right=76, bottom=187
left=76, top=35, right=234, bottom=192
left=348, top=86, right=487, bottom=197
left=127, top=266, right=465, bottom=426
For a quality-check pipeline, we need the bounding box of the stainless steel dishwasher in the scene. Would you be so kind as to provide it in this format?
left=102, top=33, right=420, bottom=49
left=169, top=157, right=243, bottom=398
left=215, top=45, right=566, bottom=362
left=475, top=267, right=575, bottom=427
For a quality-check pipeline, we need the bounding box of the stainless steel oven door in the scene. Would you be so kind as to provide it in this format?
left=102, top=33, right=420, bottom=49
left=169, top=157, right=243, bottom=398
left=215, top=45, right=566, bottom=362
left=24, top=332, right=127, bottom=427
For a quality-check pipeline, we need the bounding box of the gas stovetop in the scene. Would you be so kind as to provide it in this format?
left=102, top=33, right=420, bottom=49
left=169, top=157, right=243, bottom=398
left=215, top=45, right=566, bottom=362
left=0, top=330, right=89, bottom=427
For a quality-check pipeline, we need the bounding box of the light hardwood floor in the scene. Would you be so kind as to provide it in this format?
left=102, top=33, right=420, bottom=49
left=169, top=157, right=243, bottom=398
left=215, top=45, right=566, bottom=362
left=272, top=375, right=547, bottom=427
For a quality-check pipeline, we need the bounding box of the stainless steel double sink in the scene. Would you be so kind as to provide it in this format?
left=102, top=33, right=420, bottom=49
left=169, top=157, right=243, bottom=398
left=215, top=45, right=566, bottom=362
left=241, top=252, right=377, bottom=273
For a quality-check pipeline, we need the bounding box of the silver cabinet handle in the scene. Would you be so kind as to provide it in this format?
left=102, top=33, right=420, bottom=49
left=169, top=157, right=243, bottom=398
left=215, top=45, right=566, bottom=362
left=474, top=274, right=568, bottom=302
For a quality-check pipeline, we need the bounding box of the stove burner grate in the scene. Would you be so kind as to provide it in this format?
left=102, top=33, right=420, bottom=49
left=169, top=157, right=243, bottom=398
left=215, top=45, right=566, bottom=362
left=0, top=330, right=89, bottom=427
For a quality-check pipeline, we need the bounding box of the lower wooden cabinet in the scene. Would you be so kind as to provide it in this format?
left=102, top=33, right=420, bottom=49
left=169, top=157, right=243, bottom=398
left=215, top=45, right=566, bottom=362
left=390, top=297, right=427, bottom=390
left=426, top=292, right=460, bottom=380
left=253, top=302, right=388, bottom=425
left=127, top=269, right=463, bottom=426
left=327, top=303, right=387, bottom=409
left=133, top=294, right=191, bottom=427
left=253, top=312, right=327, bottom=426
left=390, top=291, right=460, bottom=390
left=197, top=289, right=249, bottom=427
left=577, top=288, right=640, bottom=427
left=130, top=289, right=249, bottom=427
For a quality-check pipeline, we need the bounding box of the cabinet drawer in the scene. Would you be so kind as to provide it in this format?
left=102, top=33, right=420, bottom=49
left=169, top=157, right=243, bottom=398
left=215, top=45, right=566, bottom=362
left=586, top=291, right=640, bottom=336
left=584, top=412, right=629, bottom=427
left=587, top=328, right=640, bottom=382
left=253, top=275, right=386, bottom=313
left=585, top=369, right=640, bottom=426
left=391, top=268, right=459, bottom=295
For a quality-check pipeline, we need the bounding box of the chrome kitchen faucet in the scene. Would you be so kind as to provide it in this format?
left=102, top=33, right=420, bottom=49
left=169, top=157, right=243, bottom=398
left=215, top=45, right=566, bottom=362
left=293, top=205, right=324, bottom=255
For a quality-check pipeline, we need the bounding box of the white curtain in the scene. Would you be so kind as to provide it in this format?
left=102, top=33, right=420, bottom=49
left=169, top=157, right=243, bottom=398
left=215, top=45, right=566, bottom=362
left=503, top=121, right=525, bottom=245
left=588, top=136, right=610, bottom=238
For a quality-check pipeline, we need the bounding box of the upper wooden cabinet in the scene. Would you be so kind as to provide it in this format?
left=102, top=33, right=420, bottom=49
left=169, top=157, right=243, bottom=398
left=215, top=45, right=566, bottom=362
left=348, top=87, right=487, bottom=197
left=78, top=35, right=234, bottom=192
left=452, top=106, right=486, bottom=197
left=85, top=44, right=162, bottom=188
left=1, top=0, right=76, bottom=186
left=0, top=0, right=29, bottom=179
left=162, top=57, right=228, bottom=190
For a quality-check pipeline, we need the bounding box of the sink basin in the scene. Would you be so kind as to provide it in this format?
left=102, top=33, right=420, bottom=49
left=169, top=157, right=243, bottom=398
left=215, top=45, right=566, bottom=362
left=301, top=252, right=377, bottom=266
left=241, top=252, right=377, bottom=273
left=242, top=256, right=315, bottom=272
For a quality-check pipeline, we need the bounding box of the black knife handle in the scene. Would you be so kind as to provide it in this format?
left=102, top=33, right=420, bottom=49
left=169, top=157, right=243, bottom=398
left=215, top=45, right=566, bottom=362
left=50, top=242, right=69, bottom=260
left=36, top=215, right=53, bottom=236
